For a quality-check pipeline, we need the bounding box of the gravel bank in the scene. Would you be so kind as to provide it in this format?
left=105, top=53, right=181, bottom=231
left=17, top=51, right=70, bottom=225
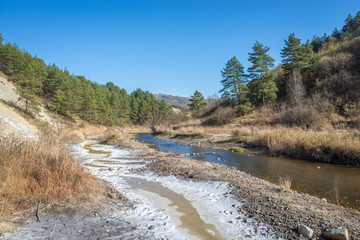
left=143, top=149, right=360, bottom=239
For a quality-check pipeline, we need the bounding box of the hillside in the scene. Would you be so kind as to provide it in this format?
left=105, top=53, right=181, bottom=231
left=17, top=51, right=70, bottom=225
left=154, top=94, right=190, bottom=109
left=0, top=73, right=59, bottom=137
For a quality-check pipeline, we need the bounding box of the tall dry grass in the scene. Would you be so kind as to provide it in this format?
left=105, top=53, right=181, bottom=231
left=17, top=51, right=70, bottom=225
left=60, top=125, right=108, bottom=143
left=0, top=128, right=94, bottom=215
left=231, top=125, right=360, bottom=164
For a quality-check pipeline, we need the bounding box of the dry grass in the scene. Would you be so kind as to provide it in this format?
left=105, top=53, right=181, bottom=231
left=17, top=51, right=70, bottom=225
left=60, top=125, right=108, bottom=143
left=159, top=108, right=360, bottom=165
left=101, top=127, right=129, bottom=144
left=231, top=125, right=360, bottom=164
left=279, top=175, right=292, bottom=192
left=0, top=128, right=96, bottom=216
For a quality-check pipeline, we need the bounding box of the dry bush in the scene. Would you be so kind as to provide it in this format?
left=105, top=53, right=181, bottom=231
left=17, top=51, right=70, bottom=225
left=80, top=125, right=107, bottom=136
left=277, top=104, right=325, bottom=128
left=279, top=175, right=292, bottom=192
left=101, top=127, right=129, bottom=144
left=60, top=129, right=86, bottom=143
left=0, top=130, right=94, bottom=215
left=237, top=105, right=277, bottom=126
left=59, top=125, right=108, bottom=143
left=202, top=107, right=235, bottom=126
left=317, top=52, right=354, bottom=73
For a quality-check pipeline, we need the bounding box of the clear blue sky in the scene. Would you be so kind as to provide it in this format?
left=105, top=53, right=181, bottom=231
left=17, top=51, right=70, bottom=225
left=0, top=0, right=358, bottom=97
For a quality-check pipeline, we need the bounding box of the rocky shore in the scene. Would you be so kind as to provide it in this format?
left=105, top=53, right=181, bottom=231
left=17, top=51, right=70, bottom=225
left=141, top=144, right=360, bottom=239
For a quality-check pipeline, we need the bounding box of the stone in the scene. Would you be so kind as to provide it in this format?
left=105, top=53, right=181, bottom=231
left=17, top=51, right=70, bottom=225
left=298, top=224, right=314, bottom=239
left=322, top=228, right=349, bottom=240
left=148, top=225, right=156, bottom=230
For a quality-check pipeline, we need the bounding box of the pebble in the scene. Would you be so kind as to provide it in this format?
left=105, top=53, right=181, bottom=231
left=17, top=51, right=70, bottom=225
left=148, top=225, right=156, bottom=230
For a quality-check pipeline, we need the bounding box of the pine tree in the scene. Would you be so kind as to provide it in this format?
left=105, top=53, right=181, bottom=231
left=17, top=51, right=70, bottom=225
left=188, top=90, right=207, bottom=117
left=281, top=33, right=315, bottom=76
left=248, top=41, right=278, bottom=105
left=219, top=56, right=252, bottom=114
left=342, top=14, right=356, bottom=35
left=15, top=52, right=41, bottom=114
left=331, top=28, right=342, bottom=41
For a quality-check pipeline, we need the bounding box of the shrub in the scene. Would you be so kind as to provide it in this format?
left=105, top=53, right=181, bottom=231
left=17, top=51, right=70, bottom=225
left=277, top=104, right=324, bottom=128
left=279, top=175, right=292, bottom=192
left=0, top=129, right=93, bottom=214
left=202, top=107, right=235, bottom=126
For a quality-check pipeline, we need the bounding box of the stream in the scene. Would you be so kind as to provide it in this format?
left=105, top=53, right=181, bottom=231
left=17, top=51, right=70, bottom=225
left=137, top=133, right=360, bottom=211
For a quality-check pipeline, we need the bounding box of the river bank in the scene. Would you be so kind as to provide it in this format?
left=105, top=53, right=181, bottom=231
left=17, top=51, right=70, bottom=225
left=2, top=133, right=360, bottom=239
left=136, top=137, right=360, bottom=239
left=152, top=121, right=360, bottom=167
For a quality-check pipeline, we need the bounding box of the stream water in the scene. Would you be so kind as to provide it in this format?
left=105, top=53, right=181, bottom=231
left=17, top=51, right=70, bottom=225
left=137, top=133, right=360, bottom=210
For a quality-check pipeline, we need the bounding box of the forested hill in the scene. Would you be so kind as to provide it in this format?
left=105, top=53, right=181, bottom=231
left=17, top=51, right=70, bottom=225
left=0, top=35, right=172, bottom=126
left=205, top=11, right=360, bottom=121
left=154, top=94, right=190, bottom=109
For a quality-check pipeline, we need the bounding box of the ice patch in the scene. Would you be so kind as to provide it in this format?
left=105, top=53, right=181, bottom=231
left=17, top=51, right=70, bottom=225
left=70, top=140, right=280, bottom=239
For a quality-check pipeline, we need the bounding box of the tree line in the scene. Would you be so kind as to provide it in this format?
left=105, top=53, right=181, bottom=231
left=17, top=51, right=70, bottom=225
left=0, top=35, right=172, bottom=125
left=189, top=11, right=360, bottom=118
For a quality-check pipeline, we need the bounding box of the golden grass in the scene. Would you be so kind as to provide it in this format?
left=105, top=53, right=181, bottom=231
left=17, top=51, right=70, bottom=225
left=0, top=128, right=95, bottom=215
left=279, top=175, right=292, bottom=192
left=59, top=125, right=108, bottom=143
left=156, top=108, right=360, bottom=164
left=101, top=127, right=128, bottom=144
left=231, top=125, right=360, bottom=163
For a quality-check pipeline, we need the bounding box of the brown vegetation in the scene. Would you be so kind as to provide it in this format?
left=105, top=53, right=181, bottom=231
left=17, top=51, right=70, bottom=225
left=0, top=126, right=109, bottom=217
left=60, top=125, right=107, bottom=143
left=154, top=102, right=360, bottom=165
left=202, top=107, right=235, bottom=126
left=278, top=175, right=292, bottom=192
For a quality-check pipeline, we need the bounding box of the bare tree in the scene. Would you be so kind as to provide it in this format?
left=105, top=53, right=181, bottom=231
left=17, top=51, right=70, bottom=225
left=287, top=70, right=306, bottom=106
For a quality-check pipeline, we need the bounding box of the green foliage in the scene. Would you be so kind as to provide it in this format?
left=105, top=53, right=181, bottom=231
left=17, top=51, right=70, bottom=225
left=188, top=90, right=207, bottom=118
left=281, top=33, right=315, bottom=76
left=219, top=56, right=253, bottom=114
left=248, top=41, right=278, bottom=105
left=228, top=147, right=245, bottom=153
left=0, top=35, right=172, bottom=125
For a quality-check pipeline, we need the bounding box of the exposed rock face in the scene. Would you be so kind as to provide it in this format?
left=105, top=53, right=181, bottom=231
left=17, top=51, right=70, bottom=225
left=298, top=224, right=314, bottom=238
left=322, top=228, right=349, bottom=240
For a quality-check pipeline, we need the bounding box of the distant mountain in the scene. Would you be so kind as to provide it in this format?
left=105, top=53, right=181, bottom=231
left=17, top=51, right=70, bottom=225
left=154, top=94, right=190, bottom=109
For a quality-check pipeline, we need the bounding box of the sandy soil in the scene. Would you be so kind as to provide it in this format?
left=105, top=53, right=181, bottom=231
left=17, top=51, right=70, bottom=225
left=0, top=75, right=63, bottom=133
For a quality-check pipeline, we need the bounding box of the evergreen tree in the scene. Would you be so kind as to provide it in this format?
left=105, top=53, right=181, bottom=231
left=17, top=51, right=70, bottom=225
left=310, top=35, right=323, bottom=53
left=331, top=28, right=342, bottom=40
left=248, top=41, right=278, bottom=105
left=188, top=90, right=207, bottom=117
left=281, top=33, right=315, bottom=76
left=342, top=14, right=357, bottom=35
left=130, top=94, right=140, bottom=123
left=219, top=56, right=252, bottom=114
left=15, top=52, right=41, bottom=114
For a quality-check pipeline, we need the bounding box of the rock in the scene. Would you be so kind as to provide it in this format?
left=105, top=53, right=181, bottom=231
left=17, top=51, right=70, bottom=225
left=322, top=228, right=349, bottom=240
left=148, top=225, right=156, bottom=230
left=298, top=224, right=314, bottom=239
left=321, top=198, right=327, bottom=203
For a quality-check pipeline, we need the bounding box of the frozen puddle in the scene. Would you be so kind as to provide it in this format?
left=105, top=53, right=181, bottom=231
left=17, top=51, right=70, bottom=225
left=3, top=141, right=279, bottom=240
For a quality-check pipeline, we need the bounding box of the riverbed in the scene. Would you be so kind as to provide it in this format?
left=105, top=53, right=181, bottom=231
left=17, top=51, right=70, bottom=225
left=137, top=133, right=360, bottom=211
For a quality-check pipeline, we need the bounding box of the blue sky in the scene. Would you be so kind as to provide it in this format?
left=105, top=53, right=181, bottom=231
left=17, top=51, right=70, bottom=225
left=0, top=0, right=358, bottom=97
